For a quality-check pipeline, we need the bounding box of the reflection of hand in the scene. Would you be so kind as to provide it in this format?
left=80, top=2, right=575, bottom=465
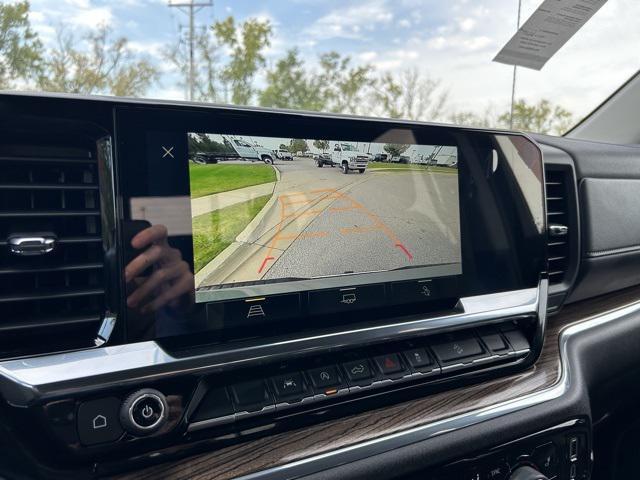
left=125, top=225, right=194, bottom=315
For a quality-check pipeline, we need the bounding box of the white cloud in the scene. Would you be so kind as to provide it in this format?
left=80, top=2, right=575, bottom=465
left=358, top=51, right=378, bottom=62
left=69, top=7, right=113, bottom=27
left=457, top=17, right=476, bottom=32
left=305, top=0, right=394, bottom=40
left=128, top=40, right=165, bottom=57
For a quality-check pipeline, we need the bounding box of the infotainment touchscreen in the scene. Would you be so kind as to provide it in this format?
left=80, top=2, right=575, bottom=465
left=188, top=132, right=462, bottom=303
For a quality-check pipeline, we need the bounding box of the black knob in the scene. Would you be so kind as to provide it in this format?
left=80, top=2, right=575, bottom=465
left=509, top=466, right=549, bottom=480
left=119, top=388, right=168, bottom=436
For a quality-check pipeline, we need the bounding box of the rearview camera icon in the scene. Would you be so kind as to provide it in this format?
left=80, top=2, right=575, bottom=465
left=340, top=293, right=357, bottom=305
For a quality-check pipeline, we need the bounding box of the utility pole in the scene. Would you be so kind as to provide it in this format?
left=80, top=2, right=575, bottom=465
left=168, top=0, right=213, bottom=101
left=509, top=0, right=523, bottom=129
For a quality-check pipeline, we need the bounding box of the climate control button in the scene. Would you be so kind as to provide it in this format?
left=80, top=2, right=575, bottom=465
left=119, top=388, right=168, bottom=435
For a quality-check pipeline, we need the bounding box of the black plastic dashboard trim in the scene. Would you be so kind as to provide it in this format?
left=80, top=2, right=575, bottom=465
left=0, top=285, right=543, bottom=407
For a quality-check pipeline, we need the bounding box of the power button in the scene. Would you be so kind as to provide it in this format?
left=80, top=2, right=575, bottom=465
left=119, top=388, right=168, bottom=435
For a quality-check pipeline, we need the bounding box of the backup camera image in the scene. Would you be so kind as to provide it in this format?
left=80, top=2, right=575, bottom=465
left=188, top=133, right=461, bottom=299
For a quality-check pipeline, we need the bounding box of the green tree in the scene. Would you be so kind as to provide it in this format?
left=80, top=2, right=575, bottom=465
left=165, top=28, right=222, bottom=101
left=448, top=106, right=499, bottom=129
left=0, top=1, right=42, bottom=89
left=498, top=98, right=574, bottom=135
left=38, top=25, right=157, bottom=96
left=383, top=143, right=410, bottom=157
left=373, top=68, right=448, bottom=121
left=289, top=139, right=308, bottom=154
left=213, top=16, right=272, bottom=105
left=188, top=133, right=233, bottom=154
left=313, top=139, right=330, bottom=152
left=279, top=143, right=288, bottom=151
left=259, top=49, right=324, bottom=111
left=318, top=52, right=374, bottom=114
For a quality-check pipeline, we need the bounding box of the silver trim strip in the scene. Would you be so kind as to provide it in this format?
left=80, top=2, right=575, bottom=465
left=233, top=296, right=640, bottom=480
left=0, top=287, right=539, bottom=407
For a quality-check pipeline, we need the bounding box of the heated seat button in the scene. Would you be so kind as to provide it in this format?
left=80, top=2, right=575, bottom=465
left=403, top=348, right=434, bottom=370
left=374, top=353, right=405, bottom=377
left=431, top=336, right=485, bottom=364
left=230, top=380, right=274, bottom=413
left=531, top=442, right=558, bottom=478
left=120, top=388, right=169, bottom=436
left=77, top=397, right=123, bottom=446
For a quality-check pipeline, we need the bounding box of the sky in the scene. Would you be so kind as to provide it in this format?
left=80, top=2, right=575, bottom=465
left=26, top=0, right=640, bottom=123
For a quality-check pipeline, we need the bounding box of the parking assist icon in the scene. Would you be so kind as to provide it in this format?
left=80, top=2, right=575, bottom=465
left=246, top=304, right=266, bottom=318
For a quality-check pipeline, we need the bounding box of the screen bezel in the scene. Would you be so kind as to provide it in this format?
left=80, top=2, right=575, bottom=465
left=114, top=104, right=546, bottom=344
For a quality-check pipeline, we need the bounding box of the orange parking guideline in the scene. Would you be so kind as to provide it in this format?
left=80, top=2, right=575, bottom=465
left=256, top=187, right=413, bottom=275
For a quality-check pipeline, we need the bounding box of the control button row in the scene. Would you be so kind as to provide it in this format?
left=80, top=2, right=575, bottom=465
left=188, top=329, right=530, bottom=432
left=190, top=350, right=438, bottom=430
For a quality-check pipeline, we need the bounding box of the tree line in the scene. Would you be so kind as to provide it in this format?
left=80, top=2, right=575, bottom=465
left=1, top=1, right=574, bottom=135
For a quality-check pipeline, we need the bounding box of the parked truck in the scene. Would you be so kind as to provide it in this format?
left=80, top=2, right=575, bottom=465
left=274, top=149, right=293, bottom=161
left=189, top=134, right=275, bottom=164
left=228, top=137, right=275, bottom=164
left=315, top=142, right=371, bottom=173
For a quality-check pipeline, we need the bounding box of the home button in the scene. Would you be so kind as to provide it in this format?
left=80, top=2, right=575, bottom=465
left=77, top=397, right=124, bottom=446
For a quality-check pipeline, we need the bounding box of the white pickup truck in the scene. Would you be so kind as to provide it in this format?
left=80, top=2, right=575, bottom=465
left=274, top=149, right=293, bottom=161
left=316, top=142, right=371, bottom=174
left=228, top=137, right=275, bottom=164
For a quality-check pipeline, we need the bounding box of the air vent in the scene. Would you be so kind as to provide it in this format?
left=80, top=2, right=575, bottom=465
left=545, top=167, right=572, bottom=285
left=0, top=145, right=105, bottom=358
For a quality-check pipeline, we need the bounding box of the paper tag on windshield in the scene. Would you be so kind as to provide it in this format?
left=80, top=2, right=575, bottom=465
left=493, top=0, right=608, bottom=70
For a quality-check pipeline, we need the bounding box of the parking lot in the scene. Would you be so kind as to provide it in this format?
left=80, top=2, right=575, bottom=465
left=199, top=157, right=460, bottom=287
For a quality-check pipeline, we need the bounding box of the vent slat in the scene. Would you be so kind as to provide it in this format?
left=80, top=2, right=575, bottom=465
left=0, top=143, right=105, bottom=359
left=0, top=314, right=102, bottom=332
left=0, top=183, right=99, bottom=190
left=0, top=262, right=103, bottom=275
left=0, top=236, right=102, bottom=246
left=0, top=210, right=100, bottom=217
left=0, top=288, right=105, bottom=304
left=0, top=155, right=94, bottom=164
left=545, top=167, right=573, bottom=286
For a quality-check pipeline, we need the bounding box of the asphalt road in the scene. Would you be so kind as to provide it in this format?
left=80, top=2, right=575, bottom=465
left=200, top=158, right=460, bottom=287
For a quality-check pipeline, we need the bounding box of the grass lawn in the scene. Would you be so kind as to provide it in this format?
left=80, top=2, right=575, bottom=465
left=189, top=163, right=276, bottom=198
left=192, top=194, right=271, bottom=272
left=369, top=162, right=457, bottom=174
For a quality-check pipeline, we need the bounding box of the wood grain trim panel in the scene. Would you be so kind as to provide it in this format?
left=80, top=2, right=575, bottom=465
left=114, top=286, right=640, bottom=480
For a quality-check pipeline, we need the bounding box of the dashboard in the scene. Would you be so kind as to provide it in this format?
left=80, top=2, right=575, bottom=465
left=0, top=92, right=640, bottom=480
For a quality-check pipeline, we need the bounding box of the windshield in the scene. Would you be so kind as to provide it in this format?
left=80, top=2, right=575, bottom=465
left=0, top=0, right=634, bottom=135
left=341, top=144, right=358, bottom=151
